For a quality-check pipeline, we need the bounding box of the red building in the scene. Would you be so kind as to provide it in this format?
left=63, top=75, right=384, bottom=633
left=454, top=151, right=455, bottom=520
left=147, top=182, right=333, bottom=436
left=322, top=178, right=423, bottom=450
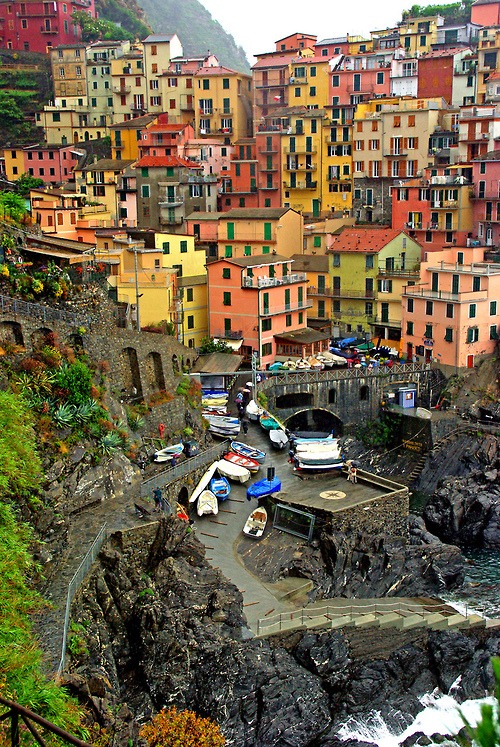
left=219, top=138, right=259, bottom=212
left=471, top=0, right=500, bottom=27
left=471, top=150, right=500, bottom=248
left=138, top=115, right=195, bottom=159
left=329, top=52, right=393, bottom=106
left=0, top=0, right=95, bottom=53
left=417, top=49, right=465, bottom=104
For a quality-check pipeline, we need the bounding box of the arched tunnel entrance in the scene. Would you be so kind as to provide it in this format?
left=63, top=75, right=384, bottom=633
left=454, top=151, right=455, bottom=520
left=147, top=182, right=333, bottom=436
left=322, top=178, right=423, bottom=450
left=284, top=408, right=343, bottom=436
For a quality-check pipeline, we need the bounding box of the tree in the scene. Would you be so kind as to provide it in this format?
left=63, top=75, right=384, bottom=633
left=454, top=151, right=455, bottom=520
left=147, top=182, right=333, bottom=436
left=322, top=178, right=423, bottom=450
left=72, top=10, right=134, bottom=41
left=15, top=173, right=44, bottom=197
left=199, top=336, right=233, bottom=355
left=0, top=191, right=28, bottom=223
left=140, top=707, right=225, bottom=747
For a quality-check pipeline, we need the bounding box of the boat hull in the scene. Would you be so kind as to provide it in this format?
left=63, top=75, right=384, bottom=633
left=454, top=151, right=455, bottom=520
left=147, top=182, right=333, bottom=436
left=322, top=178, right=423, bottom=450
left=197, top=490, right=219, bottom=516
left=215, top=459, right=251, bottom=483
left=269, top=429, right=288, bottom=449
left=246, top=476, right=281, bottom=499
left=210, top=476, right=231, bottom=501
left=223, top=451, right=260, bottom=473
left=243, top=507, right=268, bottom=539
left=189, top=461, right=219, bottom=503
left=230, top=441, right=266, bottom=463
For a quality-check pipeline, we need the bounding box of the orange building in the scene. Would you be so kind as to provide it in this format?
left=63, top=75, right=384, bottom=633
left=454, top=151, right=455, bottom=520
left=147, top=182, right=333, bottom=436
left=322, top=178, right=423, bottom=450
left=471, top=0, right=500, bottom=27
left=206, top=253, right=311, bottom=366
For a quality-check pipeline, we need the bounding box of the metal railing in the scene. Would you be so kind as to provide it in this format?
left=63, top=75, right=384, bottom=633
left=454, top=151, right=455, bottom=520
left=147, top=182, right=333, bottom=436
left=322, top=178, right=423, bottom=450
left=58, top=523, right=108, bottom=675
left=259, top=362, right=430, bottom=388
left=140, top=440, right=229, bottom=498
left=0, top=695, right=92, bottom=747
left=0, top=294, right=90, bottom=327
left=256, top=598, right=473, bottom=636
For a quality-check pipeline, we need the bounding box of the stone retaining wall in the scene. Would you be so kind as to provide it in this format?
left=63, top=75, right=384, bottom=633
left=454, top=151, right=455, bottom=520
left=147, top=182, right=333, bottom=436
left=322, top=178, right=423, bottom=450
left=328, top=489, right=409, bottom=541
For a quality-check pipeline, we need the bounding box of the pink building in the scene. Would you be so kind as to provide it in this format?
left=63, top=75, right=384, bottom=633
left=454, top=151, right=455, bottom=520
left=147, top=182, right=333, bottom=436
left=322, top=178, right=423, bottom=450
left=330, top=52, right=393, bottom=106
left=401, top=245, right=500, bottom=372
left=138, top=115, right=195, bottom=159
left=471, top=150, right=500, bottom=248
left=22, top=144, right=82, bottom=186
left=0, top=0, right=95, bottom=53
left=206, top=253, right=311, bottom=366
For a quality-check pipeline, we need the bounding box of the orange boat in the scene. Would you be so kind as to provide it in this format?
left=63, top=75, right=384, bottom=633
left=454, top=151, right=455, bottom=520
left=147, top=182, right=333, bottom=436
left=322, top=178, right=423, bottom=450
left=223, top=451, right=260, bottom=473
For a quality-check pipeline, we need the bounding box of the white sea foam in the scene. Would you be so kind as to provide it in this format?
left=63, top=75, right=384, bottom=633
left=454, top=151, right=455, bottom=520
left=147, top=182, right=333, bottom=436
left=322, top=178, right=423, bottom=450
left=336, top=689, right=496, bottom=746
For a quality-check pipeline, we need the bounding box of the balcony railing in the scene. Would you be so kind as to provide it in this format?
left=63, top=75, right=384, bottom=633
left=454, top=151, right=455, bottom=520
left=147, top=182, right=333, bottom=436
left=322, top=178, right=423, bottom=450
left=369, top=316, right=402, bottom=327
left=377, top=267, right=420, bottom=277
left=179, top=173, right=218, bottom=184
left=113, top=85, right=130, bottom=94
left=212, top=329, right=243, bottom=339
left=285, top=164, right=317, bottom=172
left=159, top=216, right=184, bottom=226
left=307, top=285, right=330, bottom=296
left=425, top=261, right=500, bottom=275
left=242, top=272, right=307, bottom=288
left=284, top=146, right=317, bottom=154
left=403, top=287, right=489, bottom=301
left=383, top=149, right=408, bottom=157
left=283, top=180, right=317, bottom=190
left=261, top=301, right=313, bottom=316
left=159, top=196, right=183, bottom=207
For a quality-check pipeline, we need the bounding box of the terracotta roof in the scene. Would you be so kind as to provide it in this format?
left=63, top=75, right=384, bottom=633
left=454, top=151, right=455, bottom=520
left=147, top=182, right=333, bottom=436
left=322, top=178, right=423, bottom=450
left=145, top=123, right=187, bottom=133
left=328, top=227, right=405, bottom=253
left=289, top=254, right=329, bottom=272
left=196, top=65, right=247, bottom=76
left=252, top=54, right=296, bottom=69
left=212, top=254, right=290, bottom=267
left=274, top=327, right=330, bottom=344
left=316, top=37, right=348, bottom=45
left=134, top=155, right=201, bottom=168
left=419, top=47, right=471, bottom=58
left=143, top=34, right=176, bottom=43
left=191, top=352, right=243, bottom=374
left=474, top=149, right=500, bottom=161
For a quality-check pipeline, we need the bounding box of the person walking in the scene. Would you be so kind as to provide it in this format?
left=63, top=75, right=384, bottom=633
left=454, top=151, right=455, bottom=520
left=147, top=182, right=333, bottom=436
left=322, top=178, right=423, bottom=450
left=153, top=486, right=163, bottom=512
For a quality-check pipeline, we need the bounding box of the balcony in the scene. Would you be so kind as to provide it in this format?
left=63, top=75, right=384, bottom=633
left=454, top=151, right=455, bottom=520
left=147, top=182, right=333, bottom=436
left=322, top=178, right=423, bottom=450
left=284, top=146, right=317, bottom=154
left=405, top=222, right=423, bottom=230
left=289, top=75, right=307, bottom=85
left=346, top=84, right=374, bottom=94
left=430, top=200, right=458, bottom=209
left=404, top=286, right=489, bottom=301
left=427, top=222, right=440, bottom=230
left=377, top=267, right=420, bottom=278
left=255, top=97, right=288, bottom=108
left=383, top=149, right=408, bottom=157
left=212, top=329, right=243, bottom=339
left=283, top=180, right=317, bottom=190
left=179, top=173, right=218, bottom=184
left=41, top=25, right=58, bottom=33
left=255, top=79, right=287, bottom=89
left=307, top=285, right=331, bottom=296
left=113, top=85, right=130, bottom=94
left=261, top=301, right=313, bottom=316
left=425, top=261, right=500, bottom=275
left=199, top=109, right=213, bottom=116
left=242, top=272, right=307, bottom=288
left=159, top=216, right=184, bottom=226
left=369, top=316, right=402, bottom=328
left=284, top=163, right=317, bottom=172
left=159, top=195, right=182, bottom=207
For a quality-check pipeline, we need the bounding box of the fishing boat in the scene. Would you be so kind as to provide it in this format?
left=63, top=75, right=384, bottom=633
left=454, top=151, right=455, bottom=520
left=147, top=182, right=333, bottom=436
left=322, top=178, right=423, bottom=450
left=209, top=475, right=231, bottom=501
left=294, top=458, right=344, bottom=472
left=269, top=429, right=288, bottom=450
left=307, top=356, right=324, bottom=370
left=197, top=490, right=219, bottom=517
left=295, top=358, right=311, bottom=370
left=230, top=441, right=266, bottom=463
left=223, top=451, right=260, bottom=473
left=153, top=442, right=184, bottom=463
left=246, top=475, right=281, bottom=500
left=209, top=424, right=240, bottom=438
left=246, top=399, right=264, bottom=421
left=290, top=431, right=333, bottom=443
left=202, top=406, right=227, bottom=416
left=260, top=413, right=281, bottom=431
left=189, top=461, right=220, bottom=503
left=176, top=502, right=189, bottom=521
left=296, top=449, right=343, bottom=466
left=295, top=439, right=339, bottom=454
left=242, top=507, right=268, bottom=539
left=215, top=459, right=251, bottom=483
left=205, top=414, right=240, bottom=438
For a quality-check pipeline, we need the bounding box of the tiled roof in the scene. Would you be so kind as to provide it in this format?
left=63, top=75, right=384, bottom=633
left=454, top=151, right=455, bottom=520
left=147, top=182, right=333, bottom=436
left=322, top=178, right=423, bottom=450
left=316, top=37, right=348, bottom=45
left=213, top=254, right=290, bottom=267
left=196, top=65, right=244, bottom=76
left=328, top=227, right=404, bottom=253
left=252, top=54, right=296, bottom=69
left=82, top=159, right=134, bottom=171
left=134, top=155, right=201, bottom=168
left=289, top=254, right=329, bottom=272
left=145, top=123, right=187, bottom=133
left=110, top=114, right=157, bottom=130
left=274, top=327, right=330, bottom=343
left=474, top=149, right=500, bottom=161
left=143, top=34, right=176, bottom=43
left=220, top=207, right=292, bottom=219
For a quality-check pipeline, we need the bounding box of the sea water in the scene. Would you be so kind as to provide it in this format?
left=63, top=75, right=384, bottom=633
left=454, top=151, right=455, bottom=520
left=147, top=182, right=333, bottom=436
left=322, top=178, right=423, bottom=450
left=443, top=547, right=500, bottom=618
left=337, top=684, right=496, bottom=746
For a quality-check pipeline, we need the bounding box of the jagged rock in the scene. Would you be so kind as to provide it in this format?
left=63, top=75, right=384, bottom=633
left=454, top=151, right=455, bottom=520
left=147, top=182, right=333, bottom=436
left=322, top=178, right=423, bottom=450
left=70, top=453, right=140, bottom=513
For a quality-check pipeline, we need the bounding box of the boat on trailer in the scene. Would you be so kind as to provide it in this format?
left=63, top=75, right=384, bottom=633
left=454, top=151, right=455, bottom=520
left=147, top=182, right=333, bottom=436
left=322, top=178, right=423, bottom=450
left=242, top=507, right=268, bottom=539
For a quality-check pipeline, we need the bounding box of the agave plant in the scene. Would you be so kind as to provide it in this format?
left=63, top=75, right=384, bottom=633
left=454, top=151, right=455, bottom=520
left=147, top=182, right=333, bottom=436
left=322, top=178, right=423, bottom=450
left=74, top=399, right=99, bottom=424
left=127, top=413, right=145, bottom=432
left=99, top=430, right=123, bottom=456
left=53, top=403, right=76, bottom=429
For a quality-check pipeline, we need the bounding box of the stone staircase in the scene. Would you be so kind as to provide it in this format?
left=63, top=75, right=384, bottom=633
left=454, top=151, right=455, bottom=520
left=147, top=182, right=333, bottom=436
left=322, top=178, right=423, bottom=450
left=256, top=597, right=489, bottom=638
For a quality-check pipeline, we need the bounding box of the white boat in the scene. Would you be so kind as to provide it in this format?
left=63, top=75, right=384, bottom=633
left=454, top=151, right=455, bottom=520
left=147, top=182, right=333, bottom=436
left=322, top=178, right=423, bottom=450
left=297, top=449, right=343, bottom=465
left=316, top=351, right=346, bottom=367
left=204, top=415, right=240, bottom=428
left=197, top=490, right=219, bottom=517
left=308, top=356, right=325, bottom=370
left=246, top=399, right=264, bottom=421
left=269, top=429, right=288, bottom=450
left=153, top=442, right=184, bottom=463
left=210, top=424, right=240, bottom=438
left=295, top=458, right=344, bottom=471
left=243, top=507, right=267, bottom=539
left=295, top=439, right=340, bottom=453
left=215, top=459, right=251, bottom=483
left=189, top=461, right=220, bottom=503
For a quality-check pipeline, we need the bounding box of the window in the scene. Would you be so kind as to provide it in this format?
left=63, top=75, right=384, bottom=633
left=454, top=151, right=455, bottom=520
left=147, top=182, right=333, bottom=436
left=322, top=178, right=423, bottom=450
left=445, top=328, right=453, bottom=342
left=262, top=318, right=272, bottom=332
left=186, top=288, right=194, bottom=302
left=162, top=241, right=170, bottom=254
left=313, top=236, right=321, bottom=248
left=425, top=324, right=433, bottom=339
left=225, top=246, right=232, bottom=258
left=376, top=72, right=384, bottom=85
left=52, top=112, right=60, bottom=122
left=141, top=185, right=150, bottom=198
left=467, top=327, right=479, bottom=343
left=469, top=304, right=476, bottom=318
left=264, top=222, right=272, bottom=240
left=332, top=253, right=340, bottom=267
left=227, top=222, right=234, bottom=240
left=490, top=325, right=498, bottom=340
left=473, top=276, right=481, bottom=292
left=222, top=267, right=231, bottom=279
left=446, top=303, right=454, bottom=319
left=491, top=301, right=497, bottom=316
left=309, top=86, right=316, bottom=96
left=394, top=115, right=401, bottom=127
left=406, top=321, right=414, bottom=335
left=223, top=292, right=231, bottom=306
left=407, top=298, right=414, bottom=312
left=180, top=240, right=188, bottom=253
left=366, top=255, right=374, bottom=269
left=223, top=77, right=229, bottom=89
left=187, top=315, right=194, bottom=330
left=203, top=79, right=209, bottom=90
left=378, top=279, right=392, bottom=293
left=262, top=343, right=272, bottom=357
left=426, top=301, right=433, bottom=315
left=332, top=74, right=339, bottom=87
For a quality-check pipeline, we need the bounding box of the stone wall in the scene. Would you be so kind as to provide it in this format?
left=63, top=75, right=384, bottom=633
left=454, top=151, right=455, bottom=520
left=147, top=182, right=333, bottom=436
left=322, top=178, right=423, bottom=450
left=327, top=489, right=409, bottom=542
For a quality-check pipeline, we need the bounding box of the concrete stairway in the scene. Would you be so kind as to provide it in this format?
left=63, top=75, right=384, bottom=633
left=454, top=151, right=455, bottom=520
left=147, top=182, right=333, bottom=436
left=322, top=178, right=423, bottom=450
left=256, top=598, right=488, bottom=638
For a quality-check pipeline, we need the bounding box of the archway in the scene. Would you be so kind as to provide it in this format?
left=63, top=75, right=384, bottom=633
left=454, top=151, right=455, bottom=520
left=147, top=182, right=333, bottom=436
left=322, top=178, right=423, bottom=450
left=360, top=385, right=370, bottom=401
left=68, top=333, right=84, bottom=350
left=276, top=391, right=313, bottom=409
left=145, top=351, right=165, bottom=392
left=172, top=354, right=180, bottom=375
left=0, top=321, right=24, bottom=346
left=119, top=347, right=143, bottom=398
left=284, top=408, right=343, bottom=436
left=177, top=486, right=189, bottom=509
left=31, top=327, right=54, bottom=350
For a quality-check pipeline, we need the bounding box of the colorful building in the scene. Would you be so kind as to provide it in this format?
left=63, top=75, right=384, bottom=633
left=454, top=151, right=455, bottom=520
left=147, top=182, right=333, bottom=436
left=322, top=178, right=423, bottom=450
left=402, top=245, right=500, bottom=371
left=289, top=253, right=332, bottom=334
left=216, top=207, right=303, bottom=260
left=194, top=63, right=252, bottom=142
left=219, top=138, right=259, bottom=211
left=110, top=114, right=157, bottom=161
left=471, top=150, right=500, bottom=247
left=206, top=253, right=310, bottom=366
left=74, top=158, right=134, bottom=224
left=4, top=143, right=83, bottom=185
left=0, top=0, right=95, bottom=53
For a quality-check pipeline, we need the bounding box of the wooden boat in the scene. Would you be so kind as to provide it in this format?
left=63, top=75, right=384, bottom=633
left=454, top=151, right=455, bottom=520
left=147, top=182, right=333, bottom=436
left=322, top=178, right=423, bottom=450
left=202, top=406, right=227, bottom=416
left=246, top=399, right=264, bottom=421
left=242, top=507, right=268, bottom=539
left=223, top=451, right=260, bottom=473
left=197, top=490, right=219, bottom=517
left=153, top=442, right=184, bottom=463
left=201, top=397, right=228, bottom=407
left=189, top=461, right=219, bottom=503
left=246, top=475, right=281, bottom=500
left=215, top=459, right=251, bottom=483
left=176, top=502, right=189, bottom=521
left=308, top=356, right=324, bottom=370
left=210, top=475, right=231, bottom=501
left=295, top=459, right=344, bottom=472
left=204, top=415, right=240, bottom=428
left=260, top=413, right=281, bottom=431
left=290, top=431, right=333, bottom=443
left=295, top=359, right=311, bottom=370
left=269, top=429, right=288, bottom=450
left=230, top=441, right=266, bottom=463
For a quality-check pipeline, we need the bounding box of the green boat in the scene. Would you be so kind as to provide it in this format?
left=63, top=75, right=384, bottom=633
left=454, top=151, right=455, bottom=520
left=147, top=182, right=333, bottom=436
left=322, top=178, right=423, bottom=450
left=259, top=413, right=281, bottom=431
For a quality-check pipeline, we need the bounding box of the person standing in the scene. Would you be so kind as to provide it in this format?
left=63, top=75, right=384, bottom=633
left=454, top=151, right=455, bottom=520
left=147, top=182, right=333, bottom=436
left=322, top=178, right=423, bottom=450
left=153, top=486, right=163, bottom=512
left=242, top=418, right=249, bottom=436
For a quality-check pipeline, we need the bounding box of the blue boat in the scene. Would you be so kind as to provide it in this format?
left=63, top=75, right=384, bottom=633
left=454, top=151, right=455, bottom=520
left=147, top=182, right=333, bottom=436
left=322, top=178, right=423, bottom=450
left=231, top=440, right=266, bottom=463
left=210, top=475, right=231, bottom=501
left=246, top=475, right=281, bottom=500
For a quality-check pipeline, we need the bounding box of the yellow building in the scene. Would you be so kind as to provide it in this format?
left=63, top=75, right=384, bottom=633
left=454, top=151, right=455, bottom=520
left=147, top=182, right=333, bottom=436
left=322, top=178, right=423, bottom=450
left=397, top=15, right=444, bottom=54
left=290, top=253, right=332, bottom=333
left=95, top=230, right=178, bottom=332
left=50, top=44, right=88, bottom=101
left=36, top=105, right=108, bottom=145
left=154, top=231, right=208, bottom=348
left=194, top=64, right=252, bottom=142
left=322, top=116, right=353, bottom=214
left=74, top=159, right=134, bottom=224
left=287, top=55, right=330, bottom=111
left=110, top=47, right=146, bottom=121
left=110, top=114, right=157, bottom=160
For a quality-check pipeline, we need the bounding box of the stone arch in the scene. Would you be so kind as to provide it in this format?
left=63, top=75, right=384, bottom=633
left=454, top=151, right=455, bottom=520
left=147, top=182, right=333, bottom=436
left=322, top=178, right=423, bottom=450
left=145, top=351, right=166, bottom=392
left=172, top=353, right=180, bottom=375
left=360, top=385, right=369, bottom=401
left=0, top=320, right=24, bottom=346
left=68, top=333, right=84, bottom=350
left=31, top=327, right=54, bottom=350
left=184, top=357, right=191, bottom=370
left=276, top=391, right=313, bottom=409
left=177, top=486, right=189, bottom=508
left=328, top=388, right=337, bottom=404
left=284, top=407, right=343, bottom=436
left=120, top=347, right=143, bottom=398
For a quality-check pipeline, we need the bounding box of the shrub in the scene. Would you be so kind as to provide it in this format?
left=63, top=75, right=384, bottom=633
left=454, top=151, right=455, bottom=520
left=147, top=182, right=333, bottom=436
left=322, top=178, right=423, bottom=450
left=140, top=707, right=225, bottom=747
left=56, top=361, right=92, bottom=406
left=99, top=431, right=122, bottom=455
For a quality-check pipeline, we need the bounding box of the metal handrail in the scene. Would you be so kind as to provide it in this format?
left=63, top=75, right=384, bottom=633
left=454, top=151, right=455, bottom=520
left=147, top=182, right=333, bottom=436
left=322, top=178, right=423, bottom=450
left=259, top=362, right=430, bottom=389
left=0, top=695, right=92, bottom=747
left=0, top=293, right=90, bottom=327
left=140, top=440, right=229, bottom=497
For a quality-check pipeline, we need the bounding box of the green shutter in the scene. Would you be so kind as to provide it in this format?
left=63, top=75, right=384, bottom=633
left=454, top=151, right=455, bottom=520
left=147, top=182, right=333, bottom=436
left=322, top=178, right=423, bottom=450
left=227, top=222, right=234, bottom=240
left=264, top=223, right=272, bottom=241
